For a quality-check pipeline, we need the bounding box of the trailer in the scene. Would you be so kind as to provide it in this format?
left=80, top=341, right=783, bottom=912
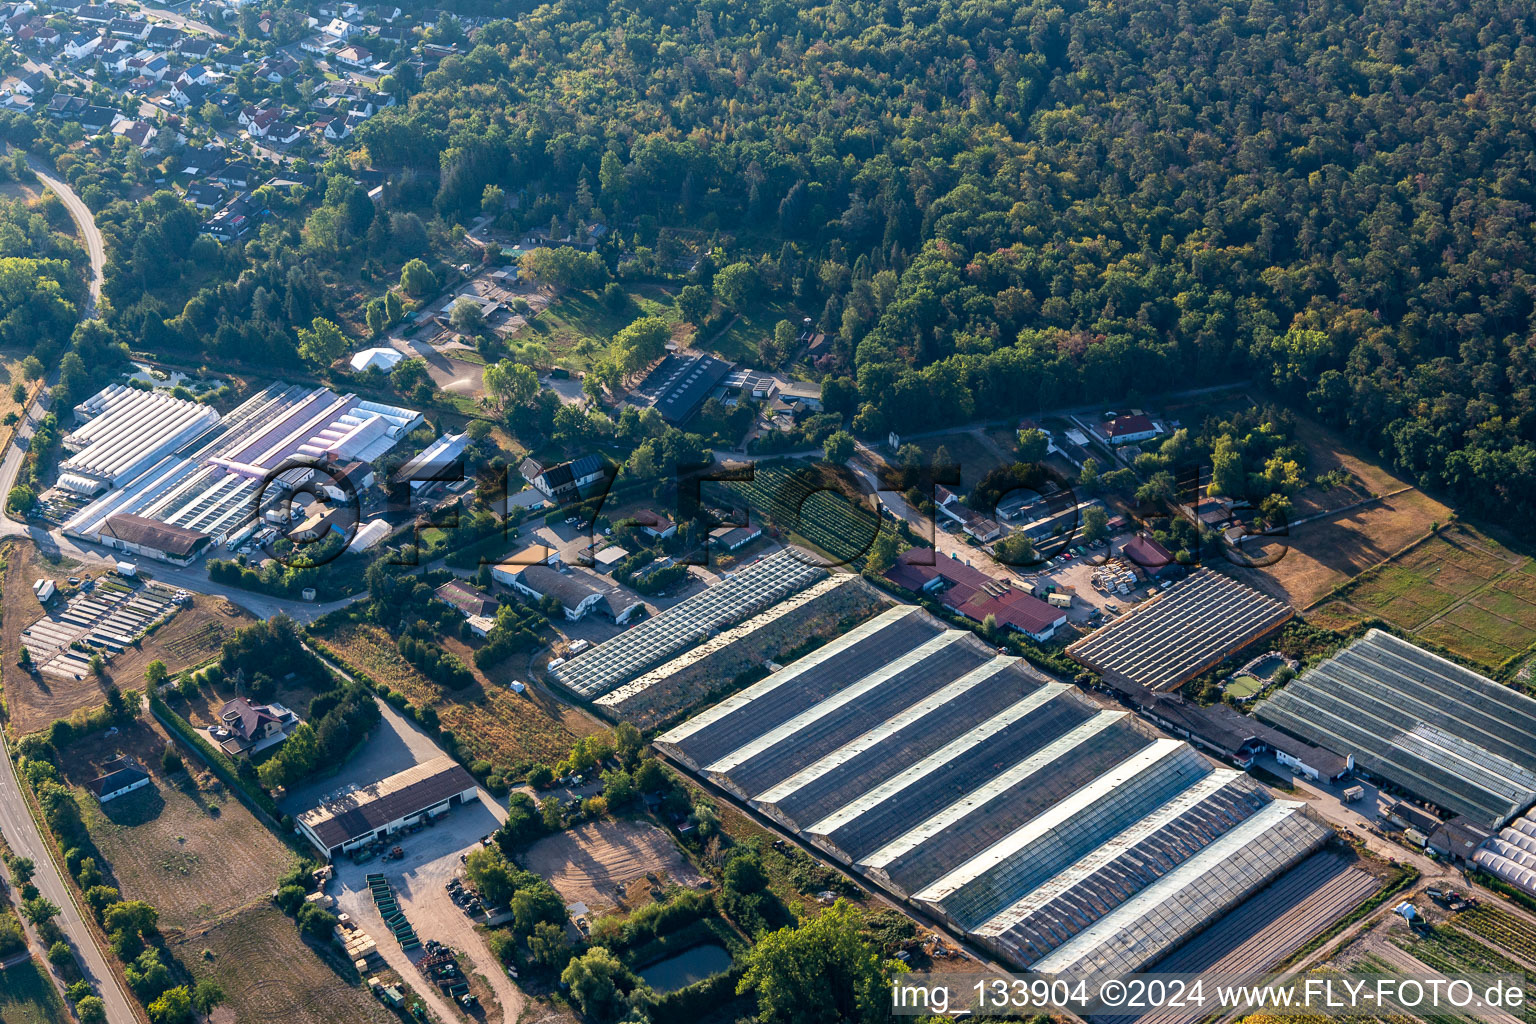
left=1342, top=785, right=1365, bottom=803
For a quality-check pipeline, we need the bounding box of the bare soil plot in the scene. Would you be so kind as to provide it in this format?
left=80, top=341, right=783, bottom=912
left=318, top=622, right=582, bottom=767
left=2, top=539, right=254, bottom=735
left=67, top=719, right=298, bottom=933
left=523, top=820, right=706, bottom=914
left=168, top=905, right=390, bottom=1024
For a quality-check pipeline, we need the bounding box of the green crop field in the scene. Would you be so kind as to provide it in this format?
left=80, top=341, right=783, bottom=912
left=718, top=461, right=886, bottom=569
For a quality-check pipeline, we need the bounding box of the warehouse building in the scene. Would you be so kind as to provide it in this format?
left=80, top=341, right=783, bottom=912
left=63, top=383, right=422, bottom=554
left=98, top=514, right=213, bottom=564
left=657, top=605, right=1331, bottom=980
left=1255, top=629, right=1536, bottom=828
left=296, top=756, right=478, bottom=859
left=550, top=549, right=826, bottom=699
left=60, top=386, right=221, bottom=495
left=1067, top=568, right=1292, bottom=691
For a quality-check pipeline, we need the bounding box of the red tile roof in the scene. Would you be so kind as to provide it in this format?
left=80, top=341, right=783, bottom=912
left=884, top=549, right=1063, bottom=637
left=1104, top=413, right=1155, bottom=438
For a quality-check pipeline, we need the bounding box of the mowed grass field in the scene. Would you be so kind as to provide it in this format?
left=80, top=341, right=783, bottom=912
left=167, top=905, right=390, bottom=1024
left=1309, top=523, right=1536, bottom=671
left=0, top=957, right=69, bottom=1024
left=317, top=622, right=581, bottom=766
left=527, top=283, right=680, bottom=368
left=79, top=770, right=298, bottom=933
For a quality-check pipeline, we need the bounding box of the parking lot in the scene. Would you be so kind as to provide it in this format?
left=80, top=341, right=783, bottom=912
left=280, top=698, right=446, bottom=814
left=1013, top=533, right=1164, bottom=624
left=331, top=789, right=522, bottom=1024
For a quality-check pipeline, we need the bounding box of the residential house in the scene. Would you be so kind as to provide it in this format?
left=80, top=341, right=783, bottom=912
left=78, top=104, right=119, bottom=132
left=144, top=24, right=179, bottom=47
left=88, top=759, right=152, bottom=803
left=322, top=15, right=357, bottom=37
left=211, top=47, right=250, bottom=70
left=201, top=191, right=265, bottom=240
left=1101, top=412, right=1161, bottom=445
left=300, top=32, right=340, bottom=53
left=213, top=697, right=301, bottom=756
left=14, top=70, right=48, bottom=96
left=265, top=120, right=300, bottom=145
left=334, top=43, right=371, bottom=66
left=108, top=17, right=149, bottom=39
left=74, top=3, right=114, bottom=24
left=520, top=454, right=608, bottom=502
left=62, top=31, right=101, bottom=59
left=45, top=93, right=85, bottom=117
left=342, top=108, right=369, bottom=134
left=245, top=106, right=281, bottom=136
left=209, top=160, right=254, bottom=187
left=314, top=114, right=343, bottom=139
left=168, top=80, right=207, bottom=108
left=254, top=54, right=298, bottom=81
left=176, top=64, right=213, bottom=87
left=177, top=35, right=214, bottom=59
left=115, top=119, right=156, bottom=148
left=21, top=22, right=60, bottom=49
left=183, top=181, right=226, bottom=209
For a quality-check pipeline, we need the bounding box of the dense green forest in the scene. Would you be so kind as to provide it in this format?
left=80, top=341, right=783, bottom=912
left=342, top=0, right=1536, bottom=528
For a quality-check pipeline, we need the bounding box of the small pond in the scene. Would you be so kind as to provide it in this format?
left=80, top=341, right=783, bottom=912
left=1249, top=654, right=1287, bottom=678
left=637, top=943, right=734, bottom=993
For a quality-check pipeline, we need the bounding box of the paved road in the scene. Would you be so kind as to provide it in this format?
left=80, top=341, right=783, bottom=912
left=0, top=740, right=140, bottom=1023
left=0, top=157, right=137, bottom=1024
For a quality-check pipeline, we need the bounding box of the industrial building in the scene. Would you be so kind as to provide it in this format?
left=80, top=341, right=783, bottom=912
left=296, top=756, right=478, bottom=859
left=61, top=383, right=422, bottom=558
left=1067, top=568, right=1292, bottom=691
left=656, top=605, right=1331, bottom=981
left=1255, top=629, right=1536, bottom=828
left=1473, top=810, right=1536, bottom=894
left=631, top=353, right=734, bottom=424
left=61, top=386, right=222, bottom=495
left=549, top=549, right=826, bottom=699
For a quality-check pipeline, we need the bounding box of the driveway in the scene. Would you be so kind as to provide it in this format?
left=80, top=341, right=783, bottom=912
left=280, top=698, right=444, bottom=814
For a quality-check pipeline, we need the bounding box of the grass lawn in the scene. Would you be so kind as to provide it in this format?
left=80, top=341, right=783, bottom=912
left=0, top=957, right=69, bottom=1024
left=698, top=299, right=802, bottom=364
left=527, top=283, right=680, bottom=368
left=1225, top=674, right=1262, bottom=699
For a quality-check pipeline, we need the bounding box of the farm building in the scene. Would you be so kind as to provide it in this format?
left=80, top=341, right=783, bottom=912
left=61, top=386, right=221, bottom=495
left=633, top=353, right=735, bottom=425
left=88, top=759, right=152, bottom=803
left=296, top=756, right=478, bottom=859
left=504, top=564, right=642, bottom=623
left=709, top=524, right=762, bottom=552
left=882, top=552, right=1066, bottom=641
left=349, top=347, right=402, bottom=373
left=656, top=604, right=1332, bottom=980
left=98, top=514, right=214, bottom=564
left=550, top=549, right=826, bottom=699
left=1067, top=569, right=1292, bottom=691
left=63, top=383, right=421, bottom=554
left=434, top=579, right=497, bottom=618
left=1255, top=630, right=1536, bottom=828
left=396, top=431, right=468, bottom=491
left=1100, top=413, right=1160, bottom=445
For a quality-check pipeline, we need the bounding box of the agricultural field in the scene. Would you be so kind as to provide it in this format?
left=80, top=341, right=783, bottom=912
left=167, top=905, right=390, bottom=1024
left=1307, top=523, right=1536, bottom=671
left=65, top=719, right=298, bottom=933
left=1457, top=904, right=1536, bottom=968
left=0, top=957, right=69, bottom=1024
left=523, top=819, right=708, bottom=915
left=716, top=460, right=884, bottom=568
left=316, top=622, right=587, bottom=768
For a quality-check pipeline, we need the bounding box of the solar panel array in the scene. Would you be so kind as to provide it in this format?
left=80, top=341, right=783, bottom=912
left=1256, top=629, right=1536, bottom=827
left=1067, top=568, right=1292, bottom=691
left=549, top=550, right=826, bottom=698
left=657, top=607, right=1330, bottom=978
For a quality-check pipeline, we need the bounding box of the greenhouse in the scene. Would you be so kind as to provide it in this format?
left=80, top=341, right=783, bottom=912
left=657, top=607, right=1331, bottom=977
left=549, top=549, right=826, bottom=698
left=1256, top=629, right=1536, bottom=827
